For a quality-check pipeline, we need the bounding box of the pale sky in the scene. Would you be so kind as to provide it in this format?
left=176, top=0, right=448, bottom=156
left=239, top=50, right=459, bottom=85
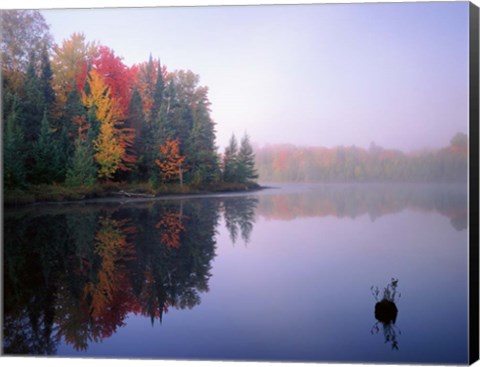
left=39, top=1, right=470, bottom=151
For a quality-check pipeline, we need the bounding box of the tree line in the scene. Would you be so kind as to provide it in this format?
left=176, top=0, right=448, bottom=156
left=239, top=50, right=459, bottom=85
left=1, top=10, right=258, bottom=192
left=255, top=133, right=468, bottom=183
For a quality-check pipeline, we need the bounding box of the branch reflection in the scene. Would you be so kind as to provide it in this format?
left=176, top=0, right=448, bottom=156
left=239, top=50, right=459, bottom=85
left=371, top=278, right=402, bottom=350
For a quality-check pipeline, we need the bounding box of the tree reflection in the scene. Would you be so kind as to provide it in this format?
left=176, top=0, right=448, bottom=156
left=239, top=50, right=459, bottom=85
left=223, top=197, right=258, bottom=244
left=371, top=278, right=401, bottom=350
left=257, top=184, right=467, bottom=231
left=3, top=198, right=222, bottom=354
left=3, top=212, right=67, bottom=355
left=155, top=206, right=186, bottom=249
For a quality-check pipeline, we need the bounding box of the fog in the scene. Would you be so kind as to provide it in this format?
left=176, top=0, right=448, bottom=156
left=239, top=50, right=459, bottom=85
left=41, top=1, right=469, bottom=151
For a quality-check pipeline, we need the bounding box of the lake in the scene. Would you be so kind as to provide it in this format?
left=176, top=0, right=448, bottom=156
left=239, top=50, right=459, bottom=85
left=3, top=183, right=469, bottom=364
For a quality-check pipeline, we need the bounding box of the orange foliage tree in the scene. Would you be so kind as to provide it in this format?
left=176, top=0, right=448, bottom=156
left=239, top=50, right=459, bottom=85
left=155, top=137, right=186, bottom=186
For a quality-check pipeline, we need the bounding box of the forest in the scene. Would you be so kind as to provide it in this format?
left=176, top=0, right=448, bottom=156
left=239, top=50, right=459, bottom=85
left=2, top=10, right=258, bottom=203
left=255, top=133, right=468, bottom=183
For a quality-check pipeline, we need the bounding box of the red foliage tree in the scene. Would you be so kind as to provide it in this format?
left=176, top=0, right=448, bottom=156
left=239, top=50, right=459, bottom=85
left=93, top=45, right=132, bottom=117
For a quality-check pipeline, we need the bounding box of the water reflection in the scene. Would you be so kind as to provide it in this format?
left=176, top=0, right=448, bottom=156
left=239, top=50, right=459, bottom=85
left=3, top=184, right=467, bottom=357
left=3, top=195, right=260, bottom=354
left=257, top=184, right=467, bottom=231
left=4, top=199, right=217, bottom=353
left=223, top=197, right=258, bottom=244
left=371, top=279, right=402, bottom=350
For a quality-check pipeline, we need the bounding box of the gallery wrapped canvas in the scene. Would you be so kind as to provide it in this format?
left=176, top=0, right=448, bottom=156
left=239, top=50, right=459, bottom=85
left=1, top=0, right=479, bottom=365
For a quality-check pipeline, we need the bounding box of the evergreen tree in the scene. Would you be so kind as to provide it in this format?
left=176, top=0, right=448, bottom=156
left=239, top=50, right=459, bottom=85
left=237, top=133, right=258, bottom=183
left=22, top=56, right=44, bottom=144
left=164, top=80, right=181, bottom=139
left=143, top=54, right=156, bottom=123
left=3, top=97, right=26, bottom=188
left=151, top=58, right=164, bottom=122
left=126, top=87, right=145, bottom=180
left=60, top=88, right=87, bottom=159
left=187, top=100, right=219, bottom=184
left=32, top=111, right=62, bottom=183
left=126, top=88, right=144, bottom=134
left=39, top=46, right=55, bottom=117
left=137, top=116, right=161, bottom=184
left=223, top=134, right=239, bottom=183
left=66, top=135, right=96, bottom=187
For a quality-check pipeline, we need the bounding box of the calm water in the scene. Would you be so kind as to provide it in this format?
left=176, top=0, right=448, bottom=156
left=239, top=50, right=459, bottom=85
left=3, top=183, right=469, bottom=363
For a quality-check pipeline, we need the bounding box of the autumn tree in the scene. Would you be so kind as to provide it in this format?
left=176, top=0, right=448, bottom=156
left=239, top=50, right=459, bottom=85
left=92, top=46, right=137, bottom=176
left=51, top=32, right=98, bottom=109
left=155, top=138, right=186, bottom=186
left=82, top=69, right=135, bottom=180
left=93, top=45, right=131, bottom=117
left=0, top=10, right=52, bottom=95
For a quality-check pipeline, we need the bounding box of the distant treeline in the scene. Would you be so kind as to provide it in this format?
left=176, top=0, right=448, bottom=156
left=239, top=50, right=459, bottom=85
left=255, top=133, right=468, bottom=183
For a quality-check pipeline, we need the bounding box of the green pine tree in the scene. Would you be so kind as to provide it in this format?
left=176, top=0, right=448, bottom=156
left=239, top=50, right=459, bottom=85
left=187, top=101, right=219, bottom=184
left=126, top=87, right=145, bottom=181
left=151, top=58, right=165, bottom=122
left=32, top=111, right=62, bottom=183
left=66, top=135, right=97, bottom=187
left=56, top=88, right=88, bottom=177
left=39, top=46, right=55, bottom=116
left=237, top=133, right=258, bottom=183
left=223, top=134, right=239, bottom=183
left=3, top=97, right=26, bottom=188
left=22, top=56, right=44, bottom=143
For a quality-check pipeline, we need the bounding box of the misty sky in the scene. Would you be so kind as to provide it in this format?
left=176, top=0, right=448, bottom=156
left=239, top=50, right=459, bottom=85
left=41, top=2, right=469, bottom=151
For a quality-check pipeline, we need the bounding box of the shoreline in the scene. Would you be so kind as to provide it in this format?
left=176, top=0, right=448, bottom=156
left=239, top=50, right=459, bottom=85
left=4, top=183, right=270, bottom=208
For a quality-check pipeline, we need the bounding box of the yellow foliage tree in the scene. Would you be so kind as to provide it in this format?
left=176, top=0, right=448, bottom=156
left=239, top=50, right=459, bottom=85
left=82, top=69, right=133, bottom=179
left=51, top=33, right=98, bottom=107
